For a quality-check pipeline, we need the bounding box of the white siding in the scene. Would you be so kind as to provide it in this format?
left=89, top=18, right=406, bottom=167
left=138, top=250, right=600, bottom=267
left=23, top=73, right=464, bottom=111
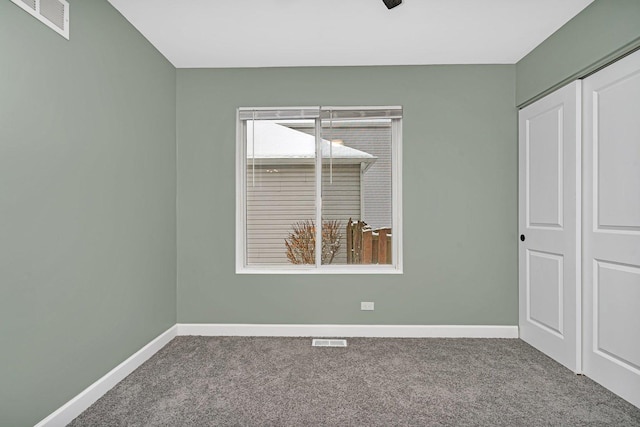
left=247, top=164, right=360, bottom=265
left=343, top=127, right=392, bottom=230
left=290, top=123, right=392, bottom=229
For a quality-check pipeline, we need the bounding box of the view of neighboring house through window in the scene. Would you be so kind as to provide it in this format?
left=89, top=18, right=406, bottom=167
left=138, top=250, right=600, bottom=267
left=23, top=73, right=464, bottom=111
left=236, top=107, right=402, bottom=273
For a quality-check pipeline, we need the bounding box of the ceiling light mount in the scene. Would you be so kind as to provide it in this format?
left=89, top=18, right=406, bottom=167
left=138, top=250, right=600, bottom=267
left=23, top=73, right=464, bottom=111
left=382, top=0, right=402, bottom=10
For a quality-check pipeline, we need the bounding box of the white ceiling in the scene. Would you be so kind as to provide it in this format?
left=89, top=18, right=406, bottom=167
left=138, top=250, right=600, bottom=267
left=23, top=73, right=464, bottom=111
left=107, top=0, right=594, bottom=69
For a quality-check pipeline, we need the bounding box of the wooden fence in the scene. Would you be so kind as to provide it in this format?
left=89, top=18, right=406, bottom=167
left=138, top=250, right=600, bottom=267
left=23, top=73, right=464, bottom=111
left=346, top=219, right=392, bottom=264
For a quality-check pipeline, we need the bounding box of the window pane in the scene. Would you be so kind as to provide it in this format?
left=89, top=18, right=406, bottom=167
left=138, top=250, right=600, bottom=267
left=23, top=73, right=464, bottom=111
left=319, top=119, right=393, bottom=265
left=245, top=119, right=317, bottom=266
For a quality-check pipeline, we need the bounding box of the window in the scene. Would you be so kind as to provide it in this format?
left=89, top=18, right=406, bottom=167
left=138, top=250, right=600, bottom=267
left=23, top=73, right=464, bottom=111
left=236, top=106, right=402, bottom=274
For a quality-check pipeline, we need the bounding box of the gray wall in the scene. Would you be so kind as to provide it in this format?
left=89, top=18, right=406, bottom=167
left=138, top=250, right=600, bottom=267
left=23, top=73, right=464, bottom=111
left=177, top=65, right=517, bottom=325
left=0, top=1, right=177, bottom=425
left=516, top=0, right=640, bottom=106
left=15, top=0, right=632, bottom=420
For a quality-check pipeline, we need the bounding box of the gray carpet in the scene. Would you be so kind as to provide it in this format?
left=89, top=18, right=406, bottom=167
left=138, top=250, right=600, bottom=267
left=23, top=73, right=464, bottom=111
left=69, top=337, right=640, bottom=426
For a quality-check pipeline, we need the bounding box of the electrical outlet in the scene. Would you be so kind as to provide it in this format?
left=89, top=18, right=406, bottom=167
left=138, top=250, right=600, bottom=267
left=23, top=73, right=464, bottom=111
left=361, top=301, right=374, bottom=311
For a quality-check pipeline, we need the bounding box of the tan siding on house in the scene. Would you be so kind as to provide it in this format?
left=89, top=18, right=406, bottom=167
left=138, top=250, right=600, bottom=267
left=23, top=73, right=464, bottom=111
left=247, top=164, right=360, bottom=265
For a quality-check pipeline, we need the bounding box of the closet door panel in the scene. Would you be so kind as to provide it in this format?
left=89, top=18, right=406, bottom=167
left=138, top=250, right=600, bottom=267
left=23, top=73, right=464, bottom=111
left=583, top=48, right=640, bottom=409
left=518, top=81, right=581, bottom=373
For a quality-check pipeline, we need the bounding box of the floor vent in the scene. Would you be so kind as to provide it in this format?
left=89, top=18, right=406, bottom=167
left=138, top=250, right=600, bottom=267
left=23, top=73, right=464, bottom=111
left=312, top=339, right=347, bottom=347
left=10, top=0, right=69, bottom=40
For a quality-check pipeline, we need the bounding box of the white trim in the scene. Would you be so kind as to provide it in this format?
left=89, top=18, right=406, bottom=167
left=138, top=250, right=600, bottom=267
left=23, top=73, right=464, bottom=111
left=177, top=324, right=518, bottom=338
left=314, top=117, right=323, bottom=268
left=34, top=325, right=177, bottom=427
left=236, top=105, right=403, bottom=274
left=236, top=265, right=403, bottom=275
left=392, top=118, right=403, bottom=271
left=238, top=106, right=321, bottom=112
left=235, top=110, right=246, bottom=274
left=360, top=162, right=366, bottom=220
left=322, top=105, right=403, bottom=111
left=33, top=323, right=517, bottom=425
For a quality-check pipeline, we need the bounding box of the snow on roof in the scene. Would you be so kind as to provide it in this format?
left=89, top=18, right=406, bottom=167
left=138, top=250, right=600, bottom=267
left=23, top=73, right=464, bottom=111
left=246, top=121, right=376, bottom=162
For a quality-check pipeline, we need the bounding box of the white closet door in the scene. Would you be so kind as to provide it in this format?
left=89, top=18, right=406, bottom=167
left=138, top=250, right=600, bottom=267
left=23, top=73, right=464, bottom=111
left=518, top=81, right=581, bottom=373
left=583, top=49, right=640, bottom=408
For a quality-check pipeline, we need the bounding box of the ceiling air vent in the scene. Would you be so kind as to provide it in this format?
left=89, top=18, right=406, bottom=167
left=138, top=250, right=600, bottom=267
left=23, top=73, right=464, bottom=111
left=10, top=0, right=69, bottom=40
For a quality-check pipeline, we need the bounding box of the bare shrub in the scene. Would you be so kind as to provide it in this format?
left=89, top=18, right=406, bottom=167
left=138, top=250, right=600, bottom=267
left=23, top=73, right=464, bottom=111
left=285, top=220, right=342, bottom=264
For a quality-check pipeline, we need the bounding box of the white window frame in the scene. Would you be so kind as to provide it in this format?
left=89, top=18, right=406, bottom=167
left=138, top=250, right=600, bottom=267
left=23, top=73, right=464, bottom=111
left=236, top=106, right=403, bottom=274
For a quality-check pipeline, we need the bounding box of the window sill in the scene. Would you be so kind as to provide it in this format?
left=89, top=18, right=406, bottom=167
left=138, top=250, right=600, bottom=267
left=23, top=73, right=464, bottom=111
left=236, top=265, right=403, bottom=275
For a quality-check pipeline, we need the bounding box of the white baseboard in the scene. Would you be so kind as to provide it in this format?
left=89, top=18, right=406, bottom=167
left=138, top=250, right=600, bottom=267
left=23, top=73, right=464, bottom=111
left=177, top=323, right=519, bottom=338
left=34, top=323, right=517, bottom=426
left=35, top=325, right=178, bottom=427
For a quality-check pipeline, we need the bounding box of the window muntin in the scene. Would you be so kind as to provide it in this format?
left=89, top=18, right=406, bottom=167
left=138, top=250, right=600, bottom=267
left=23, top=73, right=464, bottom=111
left=236, top=107, right=402, bottom=274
